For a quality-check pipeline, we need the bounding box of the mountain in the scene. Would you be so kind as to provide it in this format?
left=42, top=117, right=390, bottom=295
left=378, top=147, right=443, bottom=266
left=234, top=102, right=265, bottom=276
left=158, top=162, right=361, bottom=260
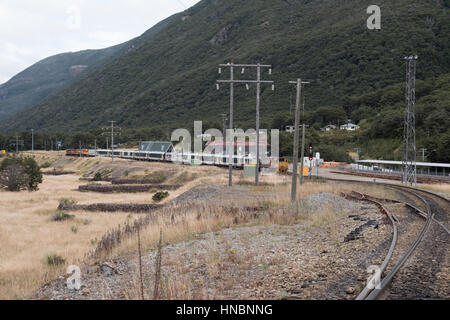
left=0, top=45, right=125, bottom=121
left=0, top=13, right=175, bottom=122
left=1, top=0, right=449, bottom=133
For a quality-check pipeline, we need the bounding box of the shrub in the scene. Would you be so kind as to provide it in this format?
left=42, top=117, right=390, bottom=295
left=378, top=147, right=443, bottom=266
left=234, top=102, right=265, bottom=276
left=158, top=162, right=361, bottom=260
left=51, top=211, right=75, bottom=222
left=46, top=254, right=65, bottom=266
left=152, top=191, right=170, bottom=203
left=23, top=157, right=43, bottom=190
left=0, top=156, right=42, bottom=191
left=93, top=172, right=103, bottom=181
left=59, top=198, right=77, bottom=206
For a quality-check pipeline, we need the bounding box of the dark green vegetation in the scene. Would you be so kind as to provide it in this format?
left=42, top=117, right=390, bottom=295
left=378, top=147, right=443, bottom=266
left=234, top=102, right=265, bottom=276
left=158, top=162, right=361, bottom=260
left=0, top=155, right=42, bottom=191
left=51, top=211, right=75, bottom=222
left=46, top=254, right=66, bottom=266
left=0, top=46, right=123, bottom=120
left=276, top=72, right=450, bottom=163
left=152, top=191, right=170, bottom=203
left=0, top=0, right=448, bottom=162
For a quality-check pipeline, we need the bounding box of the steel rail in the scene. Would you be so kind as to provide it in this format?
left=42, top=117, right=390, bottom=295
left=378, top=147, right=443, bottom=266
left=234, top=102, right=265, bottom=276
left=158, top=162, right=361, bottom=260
left=343, top=191, right=398, bottom=300
left=388, top=185, right=450, bottom=236
left=323, top=177, right=449, bottom=233
left=365, top=188, right=433, bottom=300
left=323, top=177, right=447, bottom=299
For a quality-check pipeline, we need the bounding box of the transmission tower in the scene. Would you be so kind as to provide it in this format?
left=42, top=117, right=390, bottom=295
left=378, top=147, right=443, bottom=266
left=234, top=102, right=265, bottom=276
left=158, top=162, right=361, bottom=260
left=402, top=56, right=418, bottom=186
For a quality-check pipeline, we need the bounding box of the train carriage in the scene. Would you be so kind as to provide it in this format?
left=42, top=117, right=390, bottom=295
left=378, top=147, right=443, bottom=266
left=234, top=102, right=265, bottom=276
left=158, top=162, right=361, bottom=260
left=65, top=141, right=270, bottom=169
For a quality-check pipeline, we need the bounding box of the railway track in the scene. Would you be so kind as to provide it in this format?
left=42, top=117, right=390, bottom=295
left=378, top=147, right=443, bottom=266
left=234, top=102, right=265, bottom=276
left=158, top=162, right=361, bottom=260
left=327, top=178, right=449, bottom=299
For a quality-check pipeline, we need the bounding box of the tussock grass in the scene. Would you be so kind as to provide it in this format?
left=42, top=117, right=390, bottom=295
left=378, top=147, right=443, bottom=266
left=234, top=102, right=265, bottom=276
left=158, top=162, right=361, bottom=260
left=418, top=183, right=450, bottom=196
left=51, top=211, right=75, bottom=222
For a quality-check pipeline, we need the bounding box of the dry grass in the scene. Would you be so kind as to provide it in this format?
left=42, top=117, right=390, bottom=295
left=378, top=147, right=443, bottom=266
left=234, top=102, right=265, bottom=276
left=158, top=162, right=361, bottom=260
left=0, top=152, right=366, bottom=300
left=97, top=180, right=355, bottom=299
left=0, top=154, right=237, bottom=299
left=0, top=174, right=139, bottom=299
left=417, top=184, right=450, bottom=197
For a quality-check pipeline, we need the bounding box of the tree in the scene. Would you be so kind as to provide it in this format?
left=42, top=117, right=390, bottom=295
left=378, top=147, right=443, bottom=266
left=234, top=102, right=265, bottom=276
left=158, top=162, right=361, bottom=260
left=0, top=156, right=42, bottom=191
left=22, top=156, right=43, bottom=191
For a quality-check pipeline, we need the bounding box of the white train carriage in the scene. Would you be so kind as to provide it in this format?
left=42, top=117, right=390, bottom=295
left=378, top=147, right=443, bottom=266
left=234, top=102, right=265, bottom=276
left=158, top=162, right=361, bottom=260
left=89, top=141, right=262, bottom=169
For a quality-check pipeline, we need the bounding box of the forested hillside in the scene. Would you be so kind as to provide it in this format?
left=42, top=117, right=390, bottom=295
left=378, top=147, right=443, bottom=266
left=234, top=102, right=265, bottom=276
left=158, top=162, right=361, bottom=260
left=0, top=13, right=175, bottom=121
left=0, top=46, right=124, bottom=120
left=1, top=0, right=448, bottom=135
left=274, top=72, right=450, bottom=163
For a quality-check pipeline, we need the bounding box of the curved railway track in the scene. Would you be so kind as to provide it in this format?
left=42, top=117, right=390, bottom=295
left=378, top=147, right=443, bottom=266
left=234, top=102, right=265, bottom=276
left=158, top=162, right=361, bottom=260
left=326, top=178, right=449, bottom=299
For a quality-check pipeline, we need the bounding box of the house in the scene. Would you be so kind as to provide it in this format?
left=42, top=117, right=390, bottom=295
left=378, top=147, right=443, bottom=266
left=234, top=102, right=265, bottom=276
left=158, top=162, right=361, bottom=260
left=285, top=125, right=301, bottom=133
left=321, top=124, right=337, bottom=132
left=285, top=126, right=295, bottom=133
left=340, top=123, right=360, bottom=131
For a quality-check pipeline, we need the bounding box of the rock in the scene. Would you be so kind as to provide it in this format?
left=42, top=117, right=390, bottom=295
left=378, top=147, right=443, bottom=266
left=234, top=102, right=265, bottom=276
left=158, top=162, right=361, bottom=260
left=101, top=262, right=116, bottom=276
left=345, top=286, right=355, bottom=295
left=87, top=265, right=100, bottom=274
left=82, top=287, right=91, bottom=295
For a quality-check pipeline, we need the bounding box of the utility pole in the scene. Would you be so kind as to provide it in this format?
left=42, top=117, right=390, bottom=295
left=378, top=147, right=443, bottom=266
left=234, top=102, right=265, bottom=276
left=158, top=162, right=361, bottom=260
left=102, top=121, right=121, bottom=164
left=300, top=124, right=306, bottom=185
left=299, top=82, right=310, bottom=186
left=11, top=135, right=23, bottom=153
left=31, top=129, right=34, bottom=152
left=289, top=79, right=309, bottom=202
left=402, top=55, right=418, bottom=186
left=309, top=143, right=313, bottom=181
left=217, top=63, right=274, bottom=186
left=217, top=63, right=234, bottom=187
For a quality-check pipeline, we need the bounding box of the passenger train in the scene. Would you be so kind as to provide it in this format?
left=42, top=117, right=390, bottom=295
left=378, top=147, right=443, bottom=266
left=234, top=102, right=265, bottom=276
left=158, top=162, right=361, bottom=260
left=65, top=148, right=274, bottom=169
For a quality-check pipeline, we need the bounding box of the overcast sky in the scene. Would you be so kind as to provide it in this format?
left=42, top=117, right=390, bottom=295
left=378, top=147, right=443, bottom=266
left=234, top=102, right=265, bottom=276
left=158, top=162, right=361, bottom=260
left=0, top=0, right=201, bottom=84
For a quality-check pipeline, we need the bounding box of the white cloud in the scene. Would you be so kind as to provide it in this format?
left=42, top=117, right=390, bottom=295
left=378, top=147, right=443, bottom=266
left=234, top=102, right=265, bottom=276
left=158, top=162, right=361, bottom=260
left=0, top=0, right=201, bottom=84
